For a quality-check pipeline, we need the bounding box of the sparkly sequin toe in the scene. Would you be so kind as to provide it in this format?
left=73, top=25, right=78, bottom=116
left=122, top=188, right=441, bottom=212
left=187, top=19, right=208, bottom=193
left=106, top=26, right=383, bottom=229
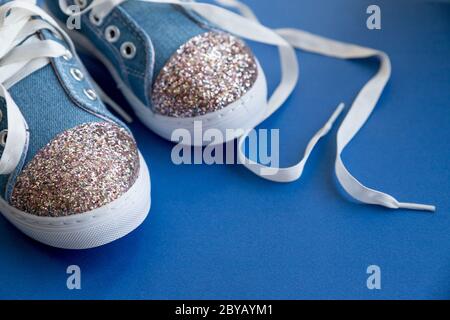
left=11, top=123, right=140, bottom=217
left=152, top=32, right=258, bottom=118
left=0, top=1, right=150, bottom=249
left=45, top=0, right=436, bottom=214
left=46, top=1, right=268, bottom=145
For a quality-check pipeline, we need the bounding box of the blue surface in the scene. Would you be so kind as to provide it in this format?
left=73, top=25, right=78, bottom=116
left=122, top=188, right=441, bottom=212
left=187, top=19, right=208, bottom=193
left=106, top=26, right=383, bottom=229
left=0, top=0, right=449, bottom=299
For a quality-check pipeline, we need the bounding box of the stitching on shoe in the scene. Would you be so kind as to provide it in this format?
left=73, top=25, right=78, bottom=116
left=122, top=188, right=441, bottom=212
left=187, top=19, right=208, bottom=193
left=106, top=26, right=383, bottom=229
left=113, top=6, right=155, bottom=106
left=82, top=15, right=132, bottom=82
left=81, top=7, right=154, bottom=105
left=110, top=9, right=148, bottom=77
left=13, top=214, right=99, bottom=226
left=51, top=58, right=120, bottom=126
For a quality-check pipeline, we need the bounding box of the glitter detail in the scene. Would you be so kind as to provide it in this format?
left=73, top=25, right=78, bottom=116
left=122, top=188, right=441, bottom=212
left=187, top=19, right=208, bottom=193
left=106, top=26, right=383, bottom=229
left=11, top=122, right=140, bottom=217
left=152, top=31, right=258, bottom=117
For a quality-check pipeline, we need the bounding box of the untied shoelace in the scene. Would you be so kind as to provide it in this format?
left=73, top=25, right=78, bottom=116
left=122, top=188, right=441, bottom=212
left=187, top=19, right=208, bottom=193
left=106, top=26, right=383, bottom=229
left=61, top=0, right=437, bottom=212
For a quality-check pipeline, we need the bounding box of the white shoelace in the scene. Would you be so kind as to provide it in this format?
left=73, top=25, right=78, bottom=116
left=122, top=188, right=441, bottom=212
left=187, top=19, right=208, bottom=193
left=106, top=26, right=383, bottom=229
left=0, top=0, right=74, bottom=175
left=61, top=0, right=435, bottom=212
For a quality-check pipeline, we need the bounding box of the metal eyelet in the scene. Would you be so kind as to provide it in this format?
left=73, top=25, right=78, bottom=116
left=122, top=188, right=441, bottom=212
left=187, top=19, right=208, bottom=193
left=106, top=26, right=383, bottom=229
left=105, top=25, right=120, bottom=43
left=62, top=50, right=73, bottom=61
left=89, top=11, right=103, bottom=26
left=120, top=42, right=136, bottom=59
left=84, top=88, right=97, bottom=101
left=0, top=129, right=8, bottom=147
left=74, top=0, right=87, bottom=9
left=0, top=109, right=3, bottom=123
left=70, top=68, right=84, bottom=81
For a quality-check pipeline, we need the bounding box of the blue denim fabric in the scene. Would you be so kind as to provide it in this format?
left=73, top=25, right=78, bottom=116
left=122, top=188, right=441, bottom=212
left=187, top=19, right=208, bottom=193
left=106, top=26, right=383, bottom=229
left=0, top=99, right=8, bottom=173
left=0, top=60, right=129, bottom=200
left=119, top=2, right=210, bottom=81
left=0, top=2, right=132, bottom=201
left=45, top=0, right=213, bottom=109
left=46, top=0, right=154, bottom=106
left=0, top=96, right=16, bottom=200
left=0, top=99, right=7, bottom=135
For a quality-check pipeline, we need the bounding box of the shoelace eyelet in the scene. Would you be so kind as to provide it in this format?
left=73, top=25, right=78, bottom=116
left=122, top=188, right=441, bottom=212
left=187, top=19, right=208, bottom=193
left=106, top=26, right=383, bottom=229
left=0, top=129, right=8, bottom=147
left=0, top=109, right=3, bottom=123
left=84, top=88, right=97, bottom=101
left=4, top=8, right=12, bottom=18
left=120, top=42, right=136, bottom=59
left=74, top=0, right=87, bottom=10
left=89, top=11, right=103, bottom=26
left=105, top=25, right=120, bottom=43
left=70, top=68, right=84, bottom=81
left=62, top=50, right=73, bottom=61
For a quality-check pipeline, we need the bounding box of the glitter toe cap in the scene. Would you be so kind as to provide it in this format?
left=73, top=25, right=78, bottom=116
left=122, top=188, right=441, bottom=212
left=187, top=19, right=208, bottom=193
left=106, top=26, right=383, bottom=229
left=152, top=31, right=258, bottom=118
left=11, top=122, right=140, bottom=217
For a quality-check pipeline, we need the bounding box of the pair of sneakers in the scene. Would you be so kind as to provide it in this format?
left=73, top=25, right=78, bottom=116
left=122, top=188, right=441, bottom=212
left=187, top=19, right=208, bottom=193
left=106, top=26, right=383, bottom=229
left=0, top=0, right=434, bottom=249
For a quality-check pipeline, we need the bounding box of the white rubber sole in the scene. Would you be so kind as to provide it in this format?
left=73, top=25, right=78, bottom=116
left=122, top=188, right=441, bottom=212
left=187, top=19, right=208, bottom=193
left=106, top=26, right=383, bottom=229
left=0, top=153, right=151, bottom=250
left=64, top=26, right=268, bottom=146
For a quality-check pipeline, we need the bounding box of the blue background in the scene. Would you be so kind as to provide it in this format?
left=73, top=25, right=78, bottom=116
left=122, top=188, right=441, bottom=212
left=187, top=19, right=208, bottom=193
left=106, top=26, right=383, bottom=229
left=0, top=0, right=449, bottom=299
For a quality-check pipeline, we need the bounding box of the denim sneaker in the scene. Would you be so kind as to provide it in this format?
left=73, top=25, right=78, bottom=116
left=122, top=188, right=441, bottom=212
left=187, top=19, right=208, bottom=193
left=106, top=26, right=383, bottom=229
left=46, top=0, right=434, bottom=212
left=0, top=0, right=151, bottom=249
left=45, top=0, right=268, bottom=145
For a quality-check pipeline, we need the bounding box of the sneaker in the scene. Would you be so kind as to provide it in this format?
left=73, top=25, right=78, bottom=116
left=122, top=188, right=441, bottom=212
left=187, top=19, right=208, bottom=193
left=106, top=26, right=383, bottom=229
left=46, top=0, right=434, bottom=212
left=45, top=0, right=268, bottom=145
left=0, top=0, right=151, bottom=249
